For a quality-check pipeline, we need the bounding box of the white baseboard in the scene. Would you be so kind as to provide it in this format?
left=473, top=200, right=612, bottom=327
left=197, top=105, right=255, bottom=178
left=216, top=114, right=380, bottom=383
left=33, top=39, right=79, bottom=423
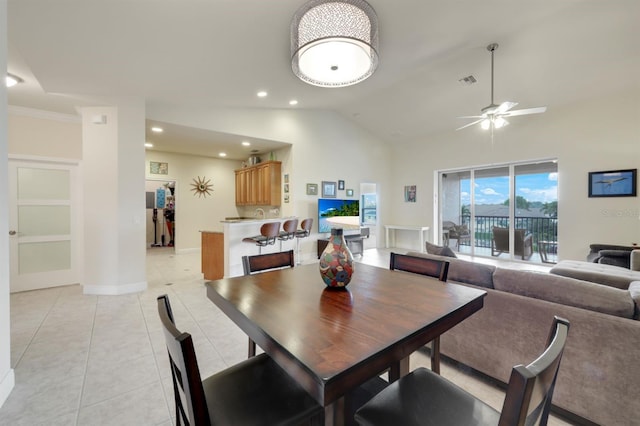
left=83, top=280, right=147, bottom=295
left=0, top=369, right=15, bottom=409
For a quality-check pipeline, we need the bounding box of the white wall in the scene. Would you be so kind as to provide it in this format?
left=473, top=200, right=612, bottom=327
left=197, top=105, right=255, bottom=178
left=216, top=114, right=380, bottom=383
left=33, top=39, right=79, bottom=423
left=8, top=107, right=82, bottom=159
left=389, top=89, right=640, bottom=261
left=80, top=103, right=147, bottom=295
left=0, top=0, right=15, bottom=408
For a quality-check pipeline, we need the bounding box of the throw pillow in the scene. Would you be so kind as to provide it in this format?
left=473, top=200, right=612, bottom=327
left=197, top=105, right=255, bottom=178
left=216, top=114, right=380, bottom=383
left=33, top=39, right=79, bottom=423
left=425, top=242, right=457, bottom=258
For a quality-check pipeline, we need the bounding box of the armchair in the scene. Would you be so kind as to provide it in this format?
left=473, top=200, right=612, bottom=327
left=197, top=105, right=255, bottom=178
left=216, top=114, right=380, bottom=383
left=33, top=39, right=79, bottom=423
left=442, top=221, right=471, bottom=250
left=587, top=244, right=637, bottom=269
left=491, top=227, right=533, bottom=260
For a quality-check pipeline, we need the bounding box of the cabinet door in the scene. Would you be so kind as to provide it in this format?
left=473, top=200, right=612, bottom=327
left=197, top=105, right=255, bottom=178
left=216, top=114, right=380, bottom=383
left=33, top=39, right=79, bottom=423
left=257, top=164, right=270, bottom=205
left=268, top=162, right=282, bottom=205
left=235, top=169, right=250, bottom=205
left=248, top=167, right=259, bottom=205
left=235, top=171, right=243, bottom=205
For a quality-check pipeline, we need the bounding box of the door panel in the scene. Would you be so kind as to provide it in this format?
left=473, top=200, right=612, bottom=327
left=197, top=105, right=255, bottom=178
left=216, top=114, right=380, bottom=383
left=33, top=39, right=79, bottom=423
left=8, top=160, right=80, bottom=292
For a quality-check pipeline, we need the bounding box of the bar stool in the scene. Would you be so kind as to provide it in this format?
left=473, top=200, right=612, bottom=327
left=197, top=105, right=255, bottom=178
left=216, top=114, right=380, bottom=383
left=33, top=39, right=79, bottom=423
left=242, top=222, right=280, bottom=254
left=294, top=218, right=313, bottom=265
left=277, top=218, right=299, bottom=251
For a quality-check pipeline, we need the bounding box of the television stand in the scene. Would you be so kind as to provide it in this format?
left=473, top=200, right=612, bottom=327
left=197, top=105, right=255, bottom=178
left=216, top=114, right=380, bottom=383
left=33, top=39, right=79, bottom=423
left=317, top=235, right=364, bottom=258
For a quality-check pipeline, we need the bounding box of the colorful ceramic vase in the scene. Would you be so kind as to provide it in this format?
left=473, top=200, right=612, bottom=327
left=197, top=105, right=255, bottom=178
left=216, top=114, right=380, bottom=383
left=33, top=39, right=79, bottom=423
left=319, top=228, right=354, bottom=288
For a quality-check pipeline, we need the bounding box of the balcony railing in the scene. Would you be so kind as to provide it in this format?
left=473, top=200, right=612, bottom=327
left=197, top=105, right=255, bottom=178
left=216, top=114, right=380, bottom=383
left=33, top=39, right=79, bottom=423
left=459, top=215, right=558, bottom=254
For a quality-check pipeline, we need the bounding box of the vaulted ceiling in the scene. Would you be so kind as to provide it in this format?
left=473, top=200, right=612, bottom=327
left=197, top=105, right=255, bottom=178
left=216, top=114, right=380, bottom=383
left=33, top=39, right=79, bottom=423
left=7, top=0, right=640, bottom=159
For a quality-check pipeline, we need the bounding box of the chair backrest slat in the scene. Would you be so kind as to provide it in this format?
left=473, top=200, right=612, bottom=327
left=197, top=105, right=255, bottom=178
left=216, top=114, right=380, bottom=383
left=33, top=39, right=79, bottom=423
left=389, top=252, right=449, bottom=282
left=498, top=316, right=570, bottom=426
left=242, top=250, right=295, bottom=275
left=157, top=295, right=210, bottom=425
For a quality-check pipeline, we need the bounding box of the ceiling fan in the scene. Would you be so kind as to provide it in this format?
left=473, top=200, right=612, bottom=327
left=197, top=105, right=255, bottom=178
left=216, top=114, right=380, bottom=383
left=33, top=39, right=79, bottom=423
left=457, top=43, right=547, bottom=131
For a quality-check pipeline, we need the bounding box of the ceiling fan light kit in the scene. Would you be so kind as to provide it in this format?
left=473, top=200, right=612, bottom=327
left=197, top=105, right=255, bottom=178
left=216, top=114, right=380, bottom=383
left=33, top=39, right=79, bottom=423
left=457, top=43, right=547, bottom=131
left=291, top=0, right=379, bottom=87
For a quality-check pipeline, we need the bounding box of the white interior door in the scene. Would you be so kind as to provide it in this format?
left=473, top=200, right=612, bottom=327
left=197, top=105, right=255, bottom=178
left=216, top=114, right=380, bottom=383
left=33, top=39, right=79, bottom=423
left=8, top=159, right=80, bottom=293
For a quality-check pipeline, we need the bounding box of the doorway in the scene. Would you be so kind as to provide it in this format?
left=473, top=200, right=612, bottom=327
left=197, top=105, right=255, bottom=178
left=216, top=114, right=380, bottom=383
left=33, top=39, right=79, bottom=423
left=360, top=182, right=377, bottom=249
left=438, top=160, right=558, bottom=262
left=146, top=179, right=176, bottom=248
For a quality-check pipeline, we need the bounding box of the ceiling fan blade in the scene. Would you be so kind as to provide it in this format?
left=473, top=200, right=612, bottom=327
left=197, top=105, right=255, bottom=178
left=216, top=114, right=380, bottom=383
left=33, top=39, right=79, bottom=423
left=456, top=119, right=484, bottom=131
left=496, top=101, right=517, bottom=114
left=457, top=115, right=484, bottom=119
left=503, top=106, right=547, bottom=117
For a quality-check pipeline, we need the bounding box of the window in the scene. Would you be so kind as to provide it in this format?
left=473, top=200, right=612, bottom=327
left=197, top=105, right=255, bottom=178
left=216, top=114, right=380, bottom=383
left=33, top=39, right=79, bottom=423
left=361, top=193, right=377, bottom=225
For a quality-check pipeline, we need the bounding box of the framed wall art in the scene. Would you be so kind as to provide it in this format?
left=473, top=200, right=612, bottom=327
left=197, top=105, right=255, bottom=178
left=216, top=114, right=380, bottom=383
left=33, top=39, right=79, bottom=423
left=338, top=180, right=345, bottom=190
left=150, top=161, right=168, bottom=175
left=588, top=169, right=637, bottom=197
left=322, top=181, right=337, bottom=198
left=306, top=183, right=318, bottom=195
left=346, top=189, right=354, bottom=197
left=404, top=185, right=417, bottom=202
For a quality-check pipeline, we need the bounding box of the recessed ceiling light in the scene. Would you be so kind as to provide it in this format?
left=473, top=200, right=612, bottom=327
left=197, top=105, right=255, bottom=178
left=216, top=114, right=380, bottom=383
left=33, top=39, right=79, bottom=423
left=289, top=100, right=298, bottom=106
left=145, top=142, right=153, bottom=148
left=257, top=91, right=268, bottom=98
left=242, top=141, right=251, bottom=147
left=219, top=152, right=227, bottom=157
left=151, top=126, right=163, bottom=133
left=6, top=73, right=23, bottom=88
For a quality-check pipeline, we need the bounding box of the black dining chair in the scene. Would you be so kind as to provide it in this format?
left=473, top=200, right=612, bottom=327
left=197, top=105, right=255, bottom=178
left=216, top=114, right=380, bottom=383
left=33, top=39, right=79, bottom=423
left=242, top=250, right=295, bottom=357
left=389, top=252, right=449, bottom=374
left=242, top=249, right=295, bottom=275
left=355, top=316, right=570, bottom=426
left=157, top=294, right=323, bottom=426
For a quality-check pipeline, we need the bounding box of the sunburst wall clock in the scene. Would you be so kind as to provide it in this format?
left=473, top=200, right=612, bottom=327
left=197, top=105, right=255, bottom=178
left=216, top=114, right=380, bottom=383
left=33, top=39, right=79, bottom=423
left=190, top=176, right=213, bottom=198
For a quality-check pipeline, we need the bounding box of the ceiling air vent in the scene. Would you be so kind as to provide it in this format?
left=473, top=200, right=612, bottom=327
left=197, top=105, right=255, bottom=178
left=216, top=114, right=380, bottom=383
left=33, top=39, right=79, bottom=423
left=458, top=75, right=477, bottom=86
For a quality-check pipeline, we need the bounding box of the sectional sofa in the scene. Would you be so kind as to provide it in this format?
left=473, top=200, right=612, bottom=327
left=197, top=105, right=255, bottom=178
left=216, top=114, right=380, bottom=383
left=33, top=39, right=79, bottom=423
left=406, top=251, right=640, bottom=426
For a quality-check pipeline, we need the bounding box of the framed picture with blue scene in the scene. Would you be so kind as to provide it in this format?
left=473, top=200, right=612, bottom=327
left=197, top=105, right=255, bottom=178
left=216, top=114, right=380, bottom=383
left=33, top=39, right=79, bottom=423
left=588, top=169, right=636, bottom=197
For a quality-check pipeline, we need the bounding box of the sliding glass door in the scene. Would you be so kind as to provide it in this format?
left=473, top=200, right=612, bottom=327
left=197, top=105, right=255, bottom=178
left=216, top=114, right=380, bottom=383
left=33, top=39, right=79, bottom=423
left=439, top=160, right=558, bottom=263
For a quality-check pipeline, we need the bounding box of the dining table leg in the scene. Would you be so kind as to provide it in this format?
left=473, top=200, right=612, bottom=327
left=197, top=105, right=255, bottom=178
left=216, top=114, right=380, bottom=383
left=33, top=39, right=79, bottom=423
left=388, top=356, right=410, bottom=382
left=324, top=397, right=345, bottom=426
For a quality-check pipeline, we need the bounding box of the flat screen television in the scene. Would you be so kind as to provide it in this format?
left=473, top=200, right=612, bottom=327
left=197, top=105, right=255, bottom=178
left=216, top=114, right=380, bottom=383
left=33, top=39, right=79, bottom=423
left=318, top=198, right=360, bottom=234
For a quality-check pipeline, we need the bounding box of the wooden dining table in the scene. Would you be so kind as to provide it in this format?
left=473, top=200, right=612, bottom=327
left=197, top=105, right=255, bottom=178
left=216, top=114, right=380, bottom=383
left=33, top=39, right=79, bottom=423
left=206, top=262, right=486, bottom=426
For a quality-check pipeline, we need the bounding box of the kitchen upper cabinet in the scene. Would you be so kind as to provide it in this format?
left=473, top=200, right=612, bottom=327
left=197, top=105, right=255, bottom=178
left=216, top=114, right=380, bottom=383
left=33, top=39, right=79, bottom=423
left=235, top=161, right=281, bottom=206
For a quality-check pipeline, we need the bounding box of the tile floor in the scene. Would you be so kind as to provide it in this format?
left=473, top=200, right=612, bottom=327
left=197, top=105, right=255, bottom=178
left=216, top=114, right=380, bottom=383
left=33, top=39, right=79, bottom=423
left=1, top=247, right=574, bottom=425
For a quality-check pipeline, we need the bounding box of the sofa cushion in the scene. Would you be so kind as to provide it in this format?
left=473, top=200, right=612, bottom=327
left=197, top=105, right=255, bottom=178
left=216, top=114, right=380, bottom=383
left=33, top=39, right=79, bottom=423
left=425, top=242, right=457, bottom=258
left=493, top=268, right=635, bottom=319
left=550, top=260, right=640, bottom=289
left=406, top=251, right=495, bottom=288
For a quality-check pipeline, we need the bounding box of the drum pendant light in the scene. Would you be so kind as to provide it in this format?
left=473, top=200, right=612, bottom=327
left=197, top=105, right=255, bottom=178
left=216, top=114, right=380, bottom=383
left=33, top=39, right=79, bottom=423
left=291, top=0, right=379, bottom=88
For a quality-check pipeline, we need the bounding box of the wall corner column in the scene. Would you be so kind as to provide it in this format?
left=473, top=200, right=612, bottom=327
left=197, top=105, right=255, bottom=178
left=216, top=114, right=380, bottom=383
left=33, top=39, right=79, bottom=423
left=79, top=101, right=147, bottom=295
left=0, top=0, right=16, bottom=408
